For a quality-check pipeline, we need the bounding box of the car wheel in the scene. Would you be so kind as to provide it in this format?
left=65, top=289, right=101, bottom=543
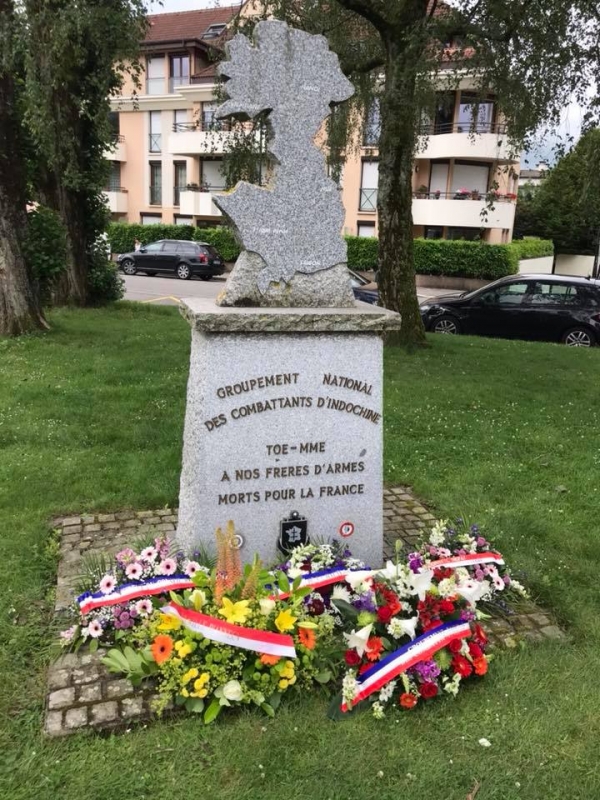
left=199, top=276, right=212, bottom=282
left=562, top=327, right=594, bottom=347
left=176, top=263, right=191, bottom=280
left=433, top=315, right=460, bottom=335
left=121, top=259, right=136, bottom=276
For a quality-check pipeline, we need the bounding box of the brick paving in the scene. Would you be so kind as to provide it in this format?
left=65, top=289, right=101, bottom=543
left=45, top=487, right=565, bottom=736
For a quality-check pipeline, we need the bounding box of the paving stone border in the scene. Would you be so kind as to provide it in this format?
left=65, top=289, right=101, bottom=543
left=45, top=487, right=565, bottom=736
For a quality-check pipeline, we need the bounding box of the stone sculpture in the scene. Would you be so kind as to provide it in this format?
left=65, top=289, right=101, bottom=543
left=214, top=20, right=355, bottom=308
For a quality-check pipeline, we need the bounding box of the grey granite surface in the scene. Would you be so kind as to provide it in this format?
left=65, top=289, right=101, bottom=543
left=214, top=20, right=354, bottom=306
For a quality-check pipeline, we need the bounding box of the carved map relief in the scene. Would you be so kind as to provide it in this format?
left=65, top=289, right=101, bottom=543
left=214, top=21, right=355, bottom=307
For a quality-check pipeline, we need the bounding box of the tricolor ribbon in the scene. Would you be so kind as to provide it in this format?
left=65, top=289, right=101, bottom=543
left=77, top=575, right=195, bottom=615
left=161, top=602, right=297, bottom=659
left=270, top=566, right=363, bottom=601
left=427, top=552, right=504, bottom=571
left=341, top=620, right=471, bottom=712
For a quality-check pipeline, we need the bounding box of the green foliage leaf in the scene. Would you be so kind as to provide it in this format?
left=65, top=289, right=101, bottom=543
left=203, top=699, right=222, bottom=724
left=260, top=702, right=275, bottom=718
left=330, top=598, right=359, bottom=621
left=434, top=648, right=453, bottom=670
left=185, top=697, right=205, bottom=714
left=314, top=670, right=332, bottom=684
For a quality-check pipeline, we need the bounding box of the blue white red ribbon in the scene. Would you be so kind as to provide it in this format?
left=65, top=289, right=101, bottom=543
left=270, top=566, right=360, bottom=601
left=341, top=620, right=472, bottom=712
left=77, top=575, right=195, bottom=615
left=161, top=602, right=297, bottom=658
left=428, top=551, right=504, bottom=570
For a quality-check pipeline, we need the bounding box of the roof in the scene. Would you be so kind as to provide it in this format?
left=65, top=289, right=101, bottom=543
left=144, top=4, right=241, bottom=44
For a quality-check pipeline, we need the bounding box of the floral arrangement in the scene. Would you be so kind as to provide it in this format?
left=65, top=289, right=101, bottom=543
left=59, top=518, right=525, bottom=724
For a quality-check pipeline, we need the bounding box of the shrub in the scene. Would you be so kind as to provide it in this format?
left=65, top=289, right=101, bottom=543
left=23, top=206, right=67, bottom=302
left=86, top=248, right=124, bottom=304
left=510, top=238, right=554, bottom=260
left=193, top=227, right=241, bottom=261
left=413, top=239, right=519, bottom=279
left=107, top=223, right=195, bottom=254
left=345, top=235, right=378, bottom=270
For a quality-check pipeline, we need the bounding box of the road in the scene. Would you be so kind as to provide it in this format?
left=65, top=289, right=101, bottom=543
left=123, top=273, right=459, bottom=305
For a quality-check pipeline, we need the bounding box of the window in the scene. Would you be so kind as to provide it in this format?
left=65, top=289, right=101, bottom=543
left=433, top=91, right=455, bottom=134
left=203, top=23, right=226, bottom=39
left=456, top=92, right=495, bottom=134
left=451, top=162, right=489, bottom=195
left=479, top=282, right=530, bottom=306
left=447, top=227, right=482, bottom=241
left=201, top=159, right=225, bottom=190
left=149, top=161, right=162, bottom=205
left=105, top=162, right=121, bottom=192
left=146, top=56, right=165, bottom=95
left=201, top=102, right=229, bottom=131
left=424, top=226, right=444, bottom=240
left=363, top=99, right=381, bottom=146
left=140, top=214, right=162, bottom=225
left=142, top=241, right=164, bottom=251
left=174, top=161, right=187, bottom=206
left=429, top=162, right=449, bottom=195
left=358, top=222, right=376, bottom=237
left=360, top=160, right=378, bottom=211
left=149, top=111, right=161, bottom=153
left=177, top=242, right=198, bottom=254
left=529, top=282, right=586, bottom=307
left=174, top=215, right=193, bottom=226
left=169, top=55, right=190, bottom=92
left=174, top=109, right=189, bottom=131
left=108, top=111, right=120, bottom=139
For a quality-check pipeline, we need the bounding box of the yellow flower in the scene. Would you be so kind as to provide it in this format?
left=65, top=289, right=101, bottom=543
left=181, top=668, right=199, bottom=685
left=278, top=679, right=289, bottom=690
left=288, top=675, right=297, bottom=686
left=275, top=609, right=297, bottom=633
left=174, top=641, right=192, bottom=658
left=218, top=597, right=251, bottom=624
left=181, top=688, right=189, bottom=698
left=193, top=674, right=210, bottom=693
left=190, top=589, right=206, bottom=611
left=157, top=613, right=182, bottom=631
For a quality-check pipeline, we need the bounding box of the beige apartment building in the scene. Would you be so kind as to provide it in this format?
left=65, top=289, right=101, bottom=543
left=107, top=4, right=520, bottom=244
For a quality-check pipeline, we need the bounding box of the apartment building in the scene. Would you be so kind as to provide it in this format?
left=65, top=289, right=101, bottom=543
left=107, top=5, right=520, bottom=244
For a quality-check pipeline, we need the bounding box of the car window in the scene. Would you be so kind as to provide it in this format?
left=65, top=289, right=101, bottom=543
left=177, top=243, right=197, bottom=255
left=143, top=242, right=164, bottom=253
left=199, top=245, right=221, bottom=259
left=478, top=282, right=530, bottom=306
left=528, top=282, right=585, bottom=307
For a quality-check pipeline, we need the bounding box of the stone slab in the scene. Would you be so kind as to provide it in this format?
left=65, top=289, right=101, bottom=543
left=177, top=322, right=386, bottom=566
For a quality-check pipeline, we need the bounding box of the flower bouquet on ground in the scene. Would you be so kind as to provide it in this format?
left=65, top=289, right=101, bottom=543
left=318, top=519, right=527, bottom=718
left=62, top=523, right=340, bottom=723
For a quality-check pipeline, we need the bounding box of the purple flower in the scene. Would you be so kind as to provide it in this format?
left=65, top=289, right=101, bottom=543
left=414, top=659, right=441, bottom=681
left=476, top=536, right=488, bottom=548
left=352, top=594, right=377, bottom=613
left=503, top=574, right=511, bottom=585
left=475, top=568, right=485, bottom=581
left=408, top=553, right=423, bottom=573
left=460, top=608, right=476, bottom=622
left=116, top=548, right=136, bottom=566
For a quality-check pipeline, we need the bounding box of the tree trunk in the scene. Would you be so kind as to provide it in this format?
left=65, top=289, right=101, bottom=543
left=0, top=6, right=48, bottom=336
left=377, top=31, right=427, bottom=346
left=52, top=186, right=88, bottom=305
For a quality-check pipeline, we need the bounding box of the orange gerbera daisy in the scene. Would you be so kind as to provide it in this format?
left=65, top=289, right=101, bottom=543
left=400, top=692, right=418, bottom=709
left=298, top=627, right=316, bottom=650
left=260, top=654, right=281, bottom=666
left=151, top=634, right=174, bottom=665
left=473, top=656, right=488, bottom=676
left=365, top=636, right=384, bottom=662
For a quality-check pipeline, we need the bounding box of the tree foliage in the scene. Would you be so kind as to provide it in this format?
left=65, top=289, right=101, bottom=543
left=234, top=0, right=600, bottom=345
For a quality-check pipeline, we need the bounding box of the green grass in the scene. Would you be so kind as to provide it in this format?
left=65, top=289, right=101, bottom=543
left=1, top=305, right=600, bottom=800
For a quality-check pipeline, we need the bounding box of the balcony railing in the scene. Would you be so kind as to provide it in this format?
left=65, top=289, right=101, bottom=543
left=413, top=190, right=516, bottom=202
left=185, top=183, right=227, bottom=192
left=172, top=119, right=232, bottom=133
left=169, top=77, right=189, bottom=93
left=146, top=77, right=165, bottom=95
left=110, top=133, right=125, bottom=144
left=190, top=74, right=215, bottom=85
left=359, top=188, right=377, bottom=211
left=149, top=185, right=162, bottom=205
left=104, top=184, right=127, bottom=193
left=173, top=185, right=187, bottom=206
left=418, top=121, right=508, bottom=136
left=149, top=133, right=162, bottom=153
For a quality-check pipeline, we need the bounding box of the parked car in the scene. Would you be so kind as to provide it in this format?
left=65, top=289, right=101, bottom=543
left=349, top=269, right=378, bottom=305
left=117, top=239, right=225, bottom=280
left=420, top=274, right=600, bottom=347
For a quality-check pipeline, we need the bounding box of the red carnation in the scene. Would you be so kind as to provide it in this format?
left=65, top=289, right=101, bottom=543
left=439, top=599, right=455, bottom=615
left=474, top=623, right=488, bottom=646
left=434, top=567, right=454, bottom=581
left=359, top=662, right=372, bottom=675
left=344, top=649, right=361, bottom=667
left=419, top=682, right=439, bottom=699
left=447, top=638, right=463, bottom=654
left=468, top=641, right=483, bottom=660
left=377, top=605, right=394, bottom=624
left=451, top=655, right=473, bottom=678
left=423, top=619, right=443, bottom=633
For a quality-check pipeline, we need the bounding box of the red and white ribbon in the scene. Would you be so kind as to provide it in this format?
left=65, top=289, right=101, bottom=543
left=161, top=602, right=297, bottom=659
left=428, top=552, right=504, bottom=571
left=341, top=620, right=471, bottom=712
left=271, top=567, right=356, bottom=601
left=78, top=575, right=195, bottom=615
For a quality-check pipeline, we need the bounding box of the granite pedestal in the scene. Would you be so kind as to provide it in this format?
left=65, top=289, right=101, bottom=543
left=177, top=298, right=401, bottom=566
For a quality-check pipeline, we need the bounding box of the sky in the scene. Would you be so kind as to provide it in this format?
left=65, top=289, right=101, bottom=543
left=151, top=0, right=585, bottom=166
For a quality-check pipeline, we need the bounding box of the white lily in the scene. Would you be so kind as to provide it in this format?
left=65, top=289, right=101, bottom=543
left=398, top=616, right=419, bottom=640
left=345, top=570, right=375, bottom=590
left=343, top=623, right=373, bottom=657
left=456, top=579, right=490, bottom=605
left=409, top=568, right=434, bottom=600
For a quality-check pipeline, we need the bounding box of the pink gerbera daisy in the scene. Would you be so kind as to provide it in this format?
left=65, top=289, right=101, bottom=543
left=99, top=574, right=116, bottom=595
left=125, top=562, right=143, bottom=581
left=158, top=558, right=177, bottom=576
left=135, top=599, right=153, bottom=616
left=87, top=619, right=103, bottom=638
left=141, top=546, right=158, bottom=562
left=184, top=560, right=201, bottom=577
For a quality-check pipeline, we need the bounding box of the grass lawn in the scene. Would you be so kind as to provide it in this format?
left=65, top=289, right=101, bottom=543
left=1, top=304, right=599, bottom=800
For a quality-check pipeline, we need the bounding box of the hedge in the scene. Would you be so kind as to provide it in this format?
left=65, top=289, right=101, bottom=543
left=511, top=238, right=554, bottom=260
left=107, top=223, right=241, bottom=262
left=413, top=239, right=519, bottom=279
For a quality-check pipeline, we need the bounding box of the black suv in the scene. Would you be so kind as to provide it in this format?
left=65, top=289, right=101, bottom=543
left=420, top=274, right=600, bottom=347
left=117, top=239, right=225, bottom=280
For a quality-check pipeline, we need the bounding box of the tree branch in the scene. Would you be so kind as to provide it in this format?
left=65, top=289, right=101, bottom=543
left=334, top=0, right=389, bottom=33
left=339, top=52, right=386, bottom=76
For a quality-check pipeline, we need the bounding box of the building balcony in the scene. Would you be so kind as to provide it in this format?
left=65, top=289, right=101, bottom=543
left=179, top=187, right=223, bottom=218
left=103, top=188, right=128, bottom=214
left=169, top=122, right=237, bottom=156
left=411, top=192, right=516, bottom=229
left=104, top=134, right=126, bottom=162
left=416, top=122, right=514, bottom=162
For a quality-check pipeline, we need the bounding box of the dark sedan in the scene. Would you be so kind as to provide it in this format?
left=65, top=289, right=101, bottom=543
left=420, top=274, right=600, bottom=347
left=117, top=239, right=225, bottom=280
left=349, top=269, right=378, bottom=304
